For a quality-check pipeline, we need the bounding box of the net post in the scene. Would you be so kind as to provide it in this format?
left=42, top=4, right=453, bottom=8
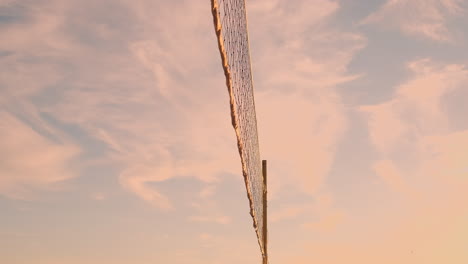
left=262, top=160, right=268, bottom=264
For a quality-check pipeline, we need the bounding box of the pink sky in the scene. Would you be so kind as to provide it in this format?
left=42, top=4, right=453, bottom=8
left=1, top=0, right=468, bottom=263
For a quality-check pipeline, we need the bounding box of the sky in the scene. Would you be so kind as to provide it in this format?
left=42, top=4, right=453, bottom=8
left=1, top=0, right=468, bottom=263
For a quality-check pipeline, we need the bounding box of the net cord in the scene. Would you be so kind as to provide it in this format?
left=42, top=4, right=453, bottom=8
left=210, top=0, right=266, bottom=262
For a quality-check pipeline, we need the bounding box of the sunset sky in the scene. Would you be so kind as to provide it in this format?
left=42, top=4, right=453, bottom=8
left=1, top=0, right=468, bottom=263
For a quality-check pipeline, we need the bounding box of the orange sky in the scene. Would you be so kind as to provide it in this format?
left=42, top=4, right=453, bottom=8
left=1, top=0, right=468, bottom=263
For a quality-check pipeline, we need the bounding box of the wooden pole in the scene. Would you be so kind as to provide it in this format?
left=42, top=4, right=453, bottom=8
left=262, top=160, right=268, bottom=264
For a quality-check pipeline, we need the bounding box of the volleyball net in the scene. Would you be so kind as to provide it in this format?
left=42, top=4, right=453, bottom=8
left=210, top=0, right=267, bottom=263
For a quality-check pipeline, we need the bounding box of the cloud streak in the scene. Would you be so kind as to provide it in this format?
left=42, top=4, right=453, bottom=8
left=0, top=111, right=80, bottom=199
left=359, top=58, right=468, bottom=253
left=248, top=0, right=365, bottom=199
left=0, top=0, right=366, bottom=209
left=362, top=0, right=465, bottom=42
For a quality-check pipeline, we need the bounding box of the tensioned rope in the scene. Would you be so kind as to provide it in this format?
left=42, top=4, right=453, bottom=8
left=210, top=0, right=267, bottom=263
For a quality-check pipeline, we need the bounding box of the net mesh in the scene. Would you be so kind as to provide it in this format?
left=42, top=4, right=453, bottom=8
left=210, top=0, right=266, bottom=261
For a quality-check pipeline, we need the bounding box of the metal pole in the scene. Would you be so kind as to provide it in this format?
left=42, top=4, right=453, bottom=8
left=262, top=160, right=268, bottom=264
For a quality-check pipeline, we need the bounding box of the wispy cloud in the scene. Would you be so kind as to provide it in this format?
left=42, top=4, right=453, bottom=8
left=249, top=0, right=365, bottom=199
left=361, top=58, right=468, bottom=194
left=0, top=0, right=366, bottom=210
left=362, top=0, right=465, bottom=42
left=0, top=0, right=240, bottom=207
left=0, top=111, right=80, bottom=199
left=0, top=0, right=364, bottom=212
left=361, top=59, right=468, bottom=155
